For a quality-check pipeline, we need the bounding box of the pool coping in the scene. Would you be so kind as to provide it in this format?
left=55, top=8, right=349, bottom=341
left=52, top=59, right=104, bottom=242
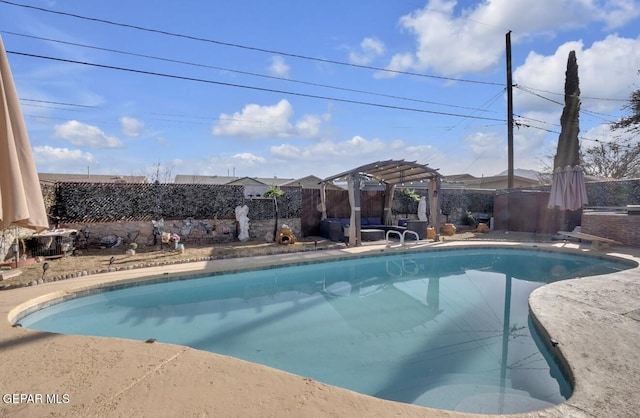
left=1, top=240, right=639, bottom=417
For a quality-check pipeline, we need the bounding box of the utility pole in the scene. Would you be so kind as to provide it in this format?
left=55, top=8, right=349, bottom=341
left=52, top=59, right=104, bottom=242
left=506, top=31, right=514, bottom=189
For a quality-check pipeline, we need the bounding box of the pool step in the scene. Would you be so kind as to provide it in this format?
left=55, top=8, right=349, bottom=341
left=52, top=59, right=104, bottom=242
left=376, top=373, right=556, bottom=414
left=414, top=383, right=556, bottom=414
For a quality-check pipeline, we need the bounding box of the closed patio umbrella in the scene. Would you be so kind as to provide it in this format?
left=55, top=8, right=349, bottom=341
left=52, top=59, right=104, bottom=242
left=565, top=165, right=588, bottom=211
left=547, top=167, right=567, bottom=210
left=0, top=36, right=49, bottom=232
left=547, top=165, right=587, bottom=211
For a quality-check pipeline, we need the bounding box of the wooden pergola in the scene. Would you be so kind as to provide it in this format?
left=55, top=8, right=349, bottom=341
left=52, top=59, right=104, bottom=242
left=321, top=160, right=442, bottom=246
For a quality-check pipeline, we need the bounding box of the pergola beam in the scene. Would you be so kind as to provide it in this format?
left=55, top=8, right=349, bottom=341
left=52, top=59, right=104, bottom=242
left=324, top=162, right=438, bottom=185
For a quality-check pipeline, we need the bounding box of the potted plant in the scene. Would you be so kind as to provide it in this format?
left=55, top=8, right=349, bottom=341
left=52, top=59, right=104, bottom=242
left=127, top=242, right=138, bottom=255
left=398, top=188, right=420, bottom=217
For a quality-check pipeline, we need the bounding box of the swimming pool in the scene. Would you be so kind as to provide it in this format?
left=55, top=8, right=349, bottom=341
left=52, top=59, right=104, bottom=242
left=18, top=248, right=633, bottom=414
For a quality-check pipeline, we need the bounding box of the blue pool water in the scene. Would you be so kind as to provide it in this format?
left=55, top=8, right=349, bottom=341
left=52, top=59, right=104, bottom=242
left=20, top=248, right=632, bottom=414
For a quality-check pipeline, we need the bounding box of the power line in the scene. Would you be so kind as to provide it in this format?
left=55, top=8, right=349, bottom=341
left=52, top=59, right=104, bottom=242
left=514, top=120, right=638, bottom=150
left=457, top=88, right=506, bottom=131
left=0, top=0, right=503, bottom=87
left=20, top=98, right=97, bottom=108
left=514, top=114, right=560, bottom=128
left=2, top=31, right=499, bottom=114
left=515, top=85, right=563, bottom=106
left=8, top=50, right=508, bottom=122
left=22, top=111, right=264, bottom=127
left=516, top=85, right=620, bottom=123
left=516, top=83, right=629, bottom=102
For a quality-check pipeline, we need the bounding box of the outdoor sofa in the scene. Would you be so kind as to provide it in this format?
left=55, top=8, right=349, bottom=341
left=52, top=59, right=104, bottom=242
left=320, top=217, right=407, bottom=242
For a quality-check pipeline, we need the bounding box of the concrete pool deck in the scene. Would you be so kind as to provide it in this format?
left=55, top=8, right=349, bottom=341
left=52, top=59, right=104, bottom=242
left=1, top=240, right=639, bottom=417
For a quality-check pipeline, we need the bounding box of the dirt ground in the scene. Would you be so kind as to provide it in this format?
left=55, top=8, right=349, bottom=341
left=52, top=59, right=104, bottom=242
left=1, top=230, right=552, bottom=290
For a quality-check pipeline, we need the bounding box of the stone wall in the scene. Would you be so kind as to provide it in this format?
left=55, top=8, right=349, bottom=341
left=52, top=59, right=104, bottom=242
left=40, top=182, right=303, bottom=250
left=582, top=212, right=640, bottom=247
left=59, top=217, right=303, bottom=249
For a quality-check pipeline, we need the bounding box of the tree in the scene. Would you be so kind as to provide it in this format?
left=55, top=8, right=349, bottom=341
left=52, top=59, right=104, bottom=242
left=610, top=76, right=640, bottom=133
left=581, top=70, right=640, bottom=179
left=263, top=185, right=284, bottom=242
left=140, top=161, right=173, bottom=184
left=582, top=138, right=640, bottom=179
left=398, top=188, right=419, bottom=217
left=554, top=50, right=581, bottom=169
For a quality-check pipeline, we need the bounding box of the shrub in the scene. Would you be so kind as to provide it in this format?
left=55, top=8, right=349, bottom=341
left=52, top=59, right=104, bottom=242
left=461, top=211, right=477, bottom=227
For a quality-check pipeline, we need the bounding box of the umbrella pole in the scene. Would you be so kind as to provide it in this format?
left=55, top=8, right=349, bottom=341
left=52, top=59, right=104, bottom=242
left=14, top=226, right=19, bottom=269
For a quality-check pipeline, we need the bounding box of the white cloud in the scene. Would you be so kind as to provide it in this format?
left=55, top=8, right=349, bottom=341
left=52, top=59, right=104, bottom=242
left=384, top=0, right=640, bottom=76
left=514, top=35, right=640, bottom=115
left=33, top=145, right=94, bottom=173
left=158, top=130, right=547, bottom=179
left=120, top=116, right=144, bottom=137
left=268, top=56, right=290, bottom=78
left=386, top=0, right=502, bottom=76
left=349, top=37, right=386, bottom=65
left=295, top=114, right=324, bottom=137
left=53, top=120, right=123, bottom=148
left=33, top=145, right=94, bottom=162
left=590, top=0, right=640, bottom=29
left=175, top=153, right=270, bottom=178
left=212, top=99, right=328, bottom=139
left=271, top=135, right=407, bottom=163
left=464, top=132, right=503, bottom=155
left=581, top=123, right=636, bottom=145
left=375, top=53, right=414, bottom=78
left=233, top=152, right=267, bottom=165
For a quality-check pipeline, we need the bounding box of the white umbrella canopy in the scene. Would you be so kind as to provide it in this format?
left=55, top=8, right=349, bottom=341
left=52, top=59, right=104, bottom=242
left=565, top=165, right=588, bottom=211
left=547, top=165, right=588, bottom=211
left=0, top=36, right=49, bottom=232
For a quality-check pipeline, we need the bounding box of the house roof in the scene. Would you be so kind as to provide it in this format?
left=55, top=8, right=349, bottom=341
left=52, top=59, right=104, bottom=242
left=495, top=168, right=543, bottom=182
left=443, top=173, right=477, bottom=182
left=280, top=175, right=343, bottom=190
left=226, top=177, right=269, bottom=186
left=174, top=175, right=293, bottom=186
left=38, top=173, right=148, bottom=184
left=439, top=170, right=547, bottom=189
left=322, top=159, right=441, bottom=185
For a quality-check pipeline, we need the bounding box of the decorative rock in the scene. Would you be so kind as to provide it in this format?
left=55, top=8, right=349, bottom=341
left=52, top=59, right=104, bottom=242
left=476, top=223, right=489, bottom=233
left=441, top=223, right=457, bottom=236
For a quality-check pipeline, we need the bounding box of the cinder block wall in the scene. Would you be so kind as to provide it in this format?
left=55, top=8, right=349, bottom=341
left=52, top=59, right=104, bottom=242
left=582, top=212, right=640, bottom=247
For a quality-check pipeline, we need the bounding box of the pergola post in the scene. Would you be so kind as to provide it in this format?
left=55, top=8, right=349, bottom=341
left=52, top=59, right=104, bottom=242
left=347, top=174, right=362, bottom=246
left=320, top=182, right=327, bottom=220
left=429, top=177, right=441, bottom=241
left=383, top=183, right=395, bottom=226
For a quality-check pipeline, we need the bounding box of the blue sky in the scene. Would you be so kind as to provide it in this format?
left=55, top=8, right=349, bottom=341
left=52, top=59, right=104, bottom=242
left=2, top=0, right=639, bottom=181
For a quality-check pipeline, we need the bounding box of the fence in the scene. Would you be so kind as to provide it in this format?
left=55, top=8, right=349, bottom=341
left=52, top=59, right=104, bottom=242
left=40, top=179, right=640, bottom=237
